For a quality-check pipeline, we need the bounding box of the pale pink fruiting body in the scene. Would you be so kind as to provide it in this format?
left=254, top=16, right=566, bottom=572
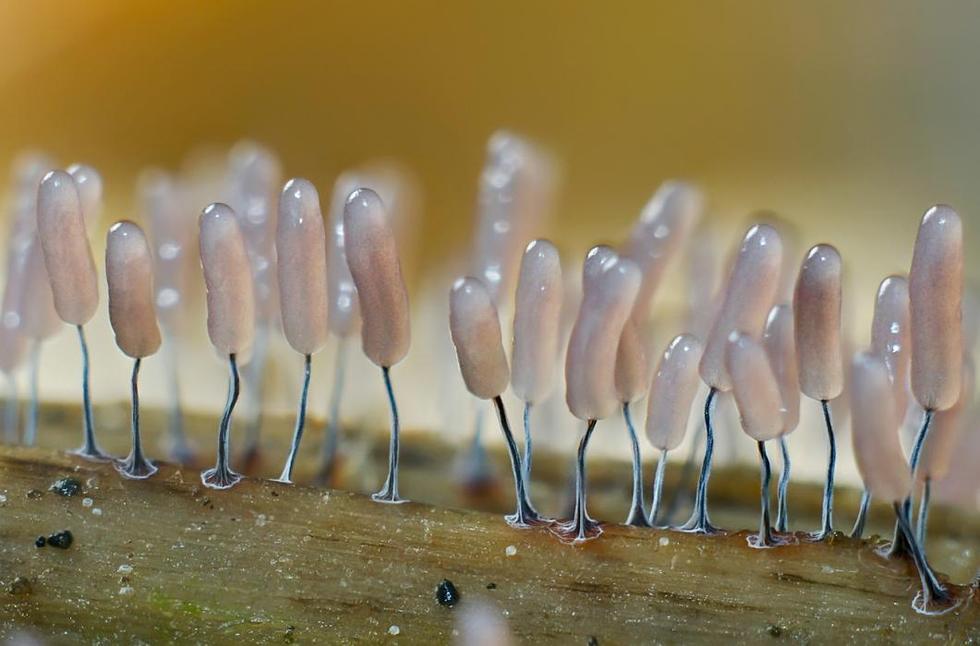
left=199, top=203, right=255, bottom=355
left=615, top=319, right=648, bottom=403
left=794, top=244, right=844, bottom=401
left=139, top=168, right=192, bottom=333
left=565, top=250, right=641, bottom=420
left=227, top=141, right=282, bottom=326
left=623, top=181, right=703, bottom=323
left=869, top=276, right=911, bottom=419
left=727, top=332, right=785, bottom=442
left=326, top=173, right=362, bottom=337
left=449, top=277, right=510, bottom=399
left=36, top=170, right=99, bottom=325
left=106, top=221, right=162, bottom=359
left=645, top=334, right=703, bottom=451
left=909, top=205, right=963, bottom=411
left=343, top=188, right=410, bottom=367
left=511, top=239, right=562, bottom=404
left=276, top=178, right=329, bottom=355
left=699, top=224, right=783, bottom=391
left=850, top=352, right=910, bottom=503
left=918, top=357, right=974, bottom=481
left=66, top=163, right=103, bottom=226
left=763, top=305, right=801, bottom=434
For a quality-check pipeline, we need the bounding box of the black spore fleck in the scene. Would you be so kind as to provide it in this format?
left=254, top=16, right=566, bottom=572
left=34, top=536, right=45, bottom=548
left=26, top=489, right=43, bottom=499
left=587, top=637, right=599, bottom=646
left=767, top=624, right=783, bottom=637
left=46, top=530, right=73, bottom=549
left=436, top=579, right=460, bottom=607
left=486, top=582, right=497, bottom=590
left=50, top=477, right=82, bottom=497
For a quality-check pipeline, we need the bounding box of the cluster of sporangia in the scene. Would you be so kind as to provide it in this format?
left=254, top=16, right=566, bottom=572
left=2, top=133, right=968, bottom=615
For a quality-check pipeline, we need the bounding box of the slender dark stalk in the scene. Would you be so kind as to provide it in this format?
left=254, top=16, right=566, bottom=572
left=116, top=358, right=157, bottom=479
left=775, top=435, right=791, bottom=532
left=554, top=419, right=600, bottom=542
left=647, top=450, right=668, bottom=527
left=316, top=337, right=348, bottom=483
left=892, top=501, right=949, bottom=607
left=275, top=354, right=313, bottom=484
left=916, top=477, right=931, bottom=547
left=71, top=325, right=108, bottom=460
left=372, top=366, right=406, bottom=503
left=201, top=354, right=242, bottom=490
left=678, top=388, right=719, bottom=534
left=24, top=340, right=41, bottom=447
left=623, top=402, right=650, bottom=527
left=492, top=396, right=549, bottom=527
left=850, top=489, right=871, bottom=538
left=749, top=440, right=775, bottom=547
left=522, top=402, right=533, bottom=484
left=808, top=399, right=836, bottom=540
left=888, top=409, right=934, bottom=558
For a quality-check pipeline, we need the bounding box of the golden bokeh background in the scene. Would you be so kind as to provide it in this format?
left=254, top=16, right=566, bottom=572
left=2, top=1, right=977, bottom=292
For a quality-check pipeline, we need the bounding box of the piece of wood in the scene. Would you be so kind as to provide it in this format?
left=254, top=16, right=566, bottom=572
left=0, top=445, right=976, bottom=643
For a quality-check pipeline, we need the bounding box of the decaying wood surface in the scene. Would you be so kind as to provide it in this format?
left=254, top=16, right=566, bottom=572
left=0, top=402, right=977, bottom=642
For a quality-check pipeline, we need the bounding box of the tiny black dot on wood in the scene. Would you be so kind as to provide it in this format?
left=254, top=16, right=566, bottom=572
left=587, top=637, right=599, bottom=646
left=486, top=582, right=496, bottom=590
left=46, top=530, right=73, bottom=549
left=767, top=624, right=783, bottom=637
left=34, top=536, right=46, bottom=548
left=436, top=579, right=460, bottom=607
left=50, top=477, right=82, bottom=497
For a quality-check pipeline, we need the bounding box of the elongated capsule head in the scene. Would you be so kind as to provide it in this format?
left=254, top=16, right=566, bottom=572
left=344, top=188, right=411, bottom=367
left=511, top=239, right=563, bottom=403
left=326, top=173, right=362, bottom=337
left=106, top=221, right=161, bottom=358
left=565, top=252, right=641, bottom=420
left=615, top=319, right=648, bottom=403
left=138, top=169, right=191, bottom=330
left=919, top=357, right=974, bottom=481
left=36, top=170, right=99, bottom=325
left=727, top=332, right=785, bottom=441
left=450, top=277, right=509, bottom=399
left=869, top=276, right=911, bottom=418
left=850, top=352, right=910, bottom=503
left=199, top=203, right=255, bottom=355
left=645, top=334, right=703, bottom=451
left=0, top=254, right=30, bottom=373
left=624, top=181, right=703, bottom=322
left=910, top=205, right=963, bottom=411
left=699, top=224, right=783, bottom=391
left=20, top=237, right=61, bottom=340
left=66, top=163, right=103, bottom=226
left=763, top=305, right=801, bottom=433
left=276, top=178, right=328, bottom=355
left=793, top=244, right=844, bottom=401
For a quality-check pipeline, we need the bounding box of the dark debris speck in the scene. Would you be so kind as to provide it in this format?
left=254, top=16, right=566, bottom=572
left=436, top=579, right=460, bottom=607
left=34, top=536, right=46, bottom=548
left=8, top=576, right=32, bottom=595
left=767, top=624, right=783, bottom=637
left=46, top=530, right=73, bottom=549
left=50, top=477, right=82, bottom=497
left=26, top=489, right=43, bottom=499
left=587, top=637, right=599, bottom=646
left=486, top=582, right=497, bottom=590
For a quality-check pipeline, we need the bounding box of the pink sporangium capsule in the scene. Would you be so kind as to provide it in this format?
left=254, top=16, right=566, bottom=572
left=199, top=203, right=255, bottom=355
left=450, top=277, right=509, bottom=400
left=511, top=239, right=562, bottom=404
left=106, top=221, right=162, bottom=358
left=727, top=332, right=785, bottom=442
left=909, top=205, right=963, bottom=411
left=645, top=334, right=703, bottom=451
left=793, top=244, right=844, bottom=402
